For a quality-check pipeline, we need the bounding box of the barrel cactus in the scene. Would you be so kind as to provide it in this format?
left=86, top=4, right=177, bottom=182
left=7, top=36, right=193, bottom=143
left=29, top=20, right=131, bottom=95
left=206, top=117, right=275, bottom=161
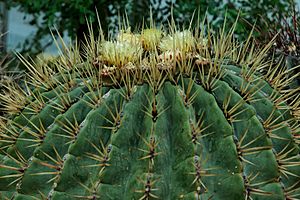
left=0, top=20, right=300, bottom=200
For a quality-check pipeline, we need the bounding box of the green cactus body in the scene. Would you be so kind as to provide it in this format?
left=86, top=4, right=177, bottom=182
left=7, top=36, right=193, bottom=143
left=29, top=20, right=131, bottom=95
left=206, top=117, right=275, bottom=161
left=0, top=22, right=300, bottom=200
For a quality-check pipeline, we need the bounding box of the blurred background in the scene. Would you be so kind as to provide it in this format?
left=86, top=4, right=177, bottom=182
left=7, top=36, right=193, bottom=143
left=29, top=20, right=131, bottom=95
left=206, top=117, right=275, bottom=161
left=0, top=0, right=299, bottom=68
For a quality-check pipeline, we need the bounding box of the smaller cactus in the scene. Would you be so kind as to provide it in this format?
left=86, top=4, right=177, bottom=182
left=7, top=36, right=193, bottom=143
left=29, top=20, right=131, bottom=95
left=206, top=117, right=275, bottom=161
left=261, top=8, right=300, bottom=88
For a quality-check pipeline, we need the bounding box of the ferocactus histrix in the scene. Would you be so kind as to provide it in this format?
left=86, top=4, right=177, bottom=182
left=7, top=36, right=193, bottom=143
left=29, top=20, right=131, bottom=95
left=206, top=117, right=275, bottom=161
left=0, top=17, right=300, bottom=200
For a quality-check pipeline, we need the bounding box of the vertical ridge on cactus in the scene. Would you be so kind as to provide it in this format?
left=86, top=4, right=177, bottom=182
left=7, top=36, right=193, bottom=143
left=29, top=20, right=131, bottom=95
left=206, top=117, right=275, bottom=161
left=0, top=16, right=299, bottom=200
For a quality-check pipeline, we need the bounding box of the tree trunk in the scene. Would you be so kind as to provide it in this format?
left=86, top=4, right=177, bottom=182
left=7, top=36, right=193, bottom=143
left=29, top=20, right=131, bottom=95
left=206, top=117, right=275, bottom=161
left=0, top=2, right=8, bottom=53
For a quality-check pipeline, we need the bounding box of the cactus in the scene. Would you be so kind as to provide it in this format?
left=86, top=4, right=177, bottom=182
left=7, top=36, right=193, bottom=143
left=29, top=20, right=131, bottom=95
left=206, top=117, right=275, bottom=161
left=0, top=19, right=300, bottom=200
left=261, top=7, right=300, bottom=89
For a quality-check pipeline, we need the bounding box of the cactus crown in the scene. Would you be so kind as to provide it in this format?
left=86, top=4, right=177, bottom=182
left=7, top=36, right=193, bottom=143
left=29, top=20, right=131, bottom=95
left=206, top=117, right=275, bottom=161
left=0, top=16, right=300, bottom=200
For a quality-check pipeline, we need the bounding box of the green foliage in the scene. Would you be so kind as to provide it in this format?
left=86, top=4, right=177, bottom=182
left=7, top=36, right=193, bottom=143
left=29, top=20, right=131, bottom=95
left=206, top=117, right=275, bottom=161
left=3, top=0, right=112, bottom=53
left=174, top=0, right=294, bottom=38
left=0, top=20, right=299, bottom=199
left=2, top=0, right=296, bottom=53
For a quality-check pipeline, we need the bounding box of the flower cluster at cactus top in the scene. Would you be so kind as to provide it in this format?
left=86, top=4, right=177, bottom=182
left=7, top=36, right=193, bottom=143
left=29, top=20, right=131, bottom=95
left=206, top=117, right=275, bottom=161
left=99, top=28, right=196, bottom=68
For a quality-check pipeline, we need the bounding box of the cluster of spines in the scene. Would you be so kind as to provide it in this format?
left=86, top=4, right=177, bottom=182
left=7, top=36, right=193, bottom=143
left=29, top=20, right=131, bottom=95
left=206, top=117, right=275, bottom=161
left=220, top=64, right=300, bottom=199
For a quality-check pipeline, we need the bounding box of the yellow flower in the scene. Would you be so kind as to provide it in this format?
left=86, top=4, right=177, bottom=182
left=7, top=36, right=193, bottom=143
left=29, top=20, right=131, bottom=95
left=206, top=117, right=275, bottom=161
left=117, top=28, right=141, bottom=46
left=100, top=40, right=142, bottom=68
left=159, top=30, right=195, bottom=53
left=141, top=28, right=162, bottom=51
